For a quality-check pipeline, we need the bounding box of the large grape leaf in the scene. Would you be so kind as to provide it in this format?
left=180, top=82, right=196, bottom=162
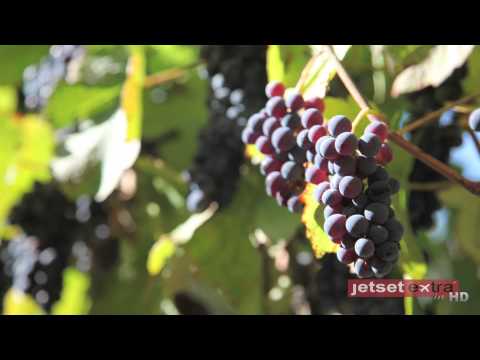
left=266, top=45, right=311, bottom=87
left=0, top=45, right=50, bottom=85
left=0, top=115, right=54, bottom=230
left=384, top=45, right=433, bottom=70
left=45, top=83, right=121, bottom=128
left=391, top=45, right=475, bottom=97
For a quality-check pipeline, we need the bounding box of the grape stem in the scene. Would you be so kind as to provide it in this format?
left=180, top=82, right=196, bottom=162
left=326, top=45, right=480, bottom=196
left=396, top=92, right=480, bottom=135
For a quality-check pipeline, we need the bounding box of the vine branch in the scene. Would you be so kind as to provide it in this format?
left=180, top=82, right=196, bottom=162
left=326, top=45, right=480, bottom=196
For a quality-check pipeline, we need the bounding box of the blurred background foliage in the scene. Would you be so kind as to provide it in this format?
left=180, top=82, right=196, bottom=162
left=0, top=45, right=479, bottom=315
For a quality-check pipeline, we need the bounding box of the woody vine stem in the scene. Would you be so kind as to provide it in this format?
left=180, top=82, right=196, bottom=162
left=325, top=45, right=480, bottom=196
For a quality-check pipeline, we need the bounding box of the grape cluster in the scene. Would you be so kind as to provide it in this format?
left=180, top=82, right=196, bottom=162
left=186, top=46, right=267, bottom=212
left=242, top=81, right=404, bottom=278
left=406, top=66, right=466, bottom=231
left=20, top=45, right=84, bottom=112
left=0, top=182, right=119, bottom=311
left=469, top=108, right=480, bottom=132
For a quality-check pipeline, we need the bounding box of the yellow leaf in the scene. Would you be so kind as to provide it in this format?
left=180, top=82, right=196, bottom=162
left=301, top=183, right=338, bottom=258
left=147, top=237, right=176, bottom=276
left=51, top=267, right=92, bottom=315
left=3, top=288, right=45, bottom=315
left=267, top=45, right=285, bottom=82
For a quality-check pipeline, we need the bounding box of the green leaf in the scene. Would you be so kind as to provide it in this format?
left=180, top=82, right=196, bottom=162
left=266, top=45, right=285, bottom=82
left=51, top=268, right=92, bottom=315
left=146, top=45, right=199, bottom=73
left=46, top=83, right=121, bottom=128
left=462, top=46, right=480, bottom=96
left=0, top=45, right=49, bottom=85
left=147, top=238, right=177, bottom=276
left=0, top=86, right=17, bottom=116
left=391, top=45, right=475, bottom=97
left=266, top=45, right=310, bottom=87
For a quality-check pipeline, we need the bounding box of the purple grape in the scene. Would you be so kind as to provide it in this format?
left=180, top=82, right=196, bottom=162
left=368, top=166, right=389, bottom=184
left=358, top=133, right=381, bottom=157
left=321, top=189, right=343, bottom=207
left=305, top=166, right=326, bottom=184
left=368, top=225, right=389, bottom=245
left=354, top=238, right=375, bottom=259
left=469, top=108, right=480, bottom=132
left=324, top=213, right=347, bottom=238
left=314, top=182, right=330, bottom=203
left=301, top=108, right=323, bottom=128
left=367, top=180, right=391, bottom=201
left=288, top=146, right=307, bottom=164
left=306, top=150, right=316, bottom=163
left=262, top=117, right=281, bottom=136
left=330, top=174, right=342, bottom=191
left=241, top=128, right=260, bottom=144
left=335, top=132, right=358, bottom=156
left=364, top=202, right=389, bottom=225
left=265, top=81, right=285, bottom=98
left=247, top=113, right=265, bottom=132
left=296, top=129, right=311, bottom=149
left=352, top=194, right=368, bottom=209
left=384, top=218, right=404, bottom=242
left=327, top=115, right=352, bottom=136
left=281, top=113, right=302, bottom=131
left=272, top=127, right=295, bottom=152
left=276, top=191, right=290, bottom=207
left=318, top=136, right=338, bottom=160
left=266, top=96, right=287, bottom=118
left=356, top=155, right=377, bottom=177
left=376, top=143, right=393, bottom=165
left=260, top=156, right=283, bottom=176
left=333, top=156, right=356, bottom=176
left=346, top=214, right=369, bottom=237
left=376, top=242, right=399, bottom=262
left=339, top=176, right=363, bottom=199
left=308, top=125, right=327, bottom=143
left=285, top=91, right=304, bottom=112
left=388, top=178, right=400, bottom=194
left=328, top=161, right=335, bottom=175
left=342, top=206, right=357, bottom=218
left=304, top=97, right=325, bottom=112
left=314, top=154, right=329, bottom=172
left=370, top=257, right=393, bottom=278
left=337, top=247, right=357, bottom=265
left=281, top=161, right=304, bottom=182
left=265, top=171, right=285, bottom=197
left=255, top=136, right=275, bottom=155
left=365, top=121, right=388, bottom=142
left=324, top=205, right=339, bottom=218
left=341, top=234, right=357, bottom=249
left=354, top=258, right=373, bottom=278
left=287, top=195, right=304, bottom=213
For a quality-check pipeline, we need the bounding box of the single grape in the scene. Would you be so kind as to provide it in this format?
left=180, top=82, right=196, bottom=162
left=324, top=205, right=339, bottom=218
left=281, top=113, right=302, bottom=131
left=262, top=117, right=281, bottom=137
left=469, top=108, right=480, bottom=132
left=247, top=113, right=265, bottom=132
left=265, top=172, right=285, bottom=197
left=281, top=161, right=304, bottom=182
left=346, top=214, right=369, bottom=237
left=356, top=155, right=377, bottom=177
left=260, top=157, right=283, bottom=176
left=314, top=182, right=330, bottom=203
left=318, top=136, right=338, bottom=160
left=288, top=146, right=307, bottom=163
left=296, top=129, right=311, bottom=149
left=266, top=96, right=287, bottom=118
left=376, top=242, right=399, bottom=262
left=352, top=194, right=368, bottom=209
left=308, top=125, right=327, bottom=143
left=305, top=166, right=326, bottom=184
left=330, top=174, right=343, bottom=191
left=333, top=156, right=356, bottom=176
left=376, top=143, right=393, bottom=165
left=265, top=81, right=285, bottom=98
left=304, top=97, right=325, bottom=112
left=321, top=189, right=343, bottom=208
left=335, top=132, right=358, bottom=156
left=306, top=150, right=316, bottom=163
left=342, top=205, right=357, bottom=218
left=370, top=257, right=393, bottom=278
left=241, top=128, right=260, bottom=144
left=368, top=166, right=389, bottom=184
left=276, top=191, right=290, bottom=207
left=354, top=258, right=373, bottom=278
left=364, top=202, right=389, bottom=225
left=337, top=247, right=357, bottom=264
left=314, top=154, right=329, bottom=172
left=285, top=91, right=304, bottom=112
left=367, top=180, right=391, bottom=201
left=365, top=121, right=388, bottom=142
left=358, top=133, right=381, bottom=157
left=324, top=213, right=347, bottom=239
left=256, top=136, right=275, bottom=155
left=327, top=115, right=352, bottom=136
left=186, top=189, right=209, bottom=213
left=388, top=178, right=400, bottom=194
left=384, top=218, right=404, bottom=242
left=339, top=176, right=363, bottom=199
left=272, top=127, right=295, bottom=152
left=341, top=234, right=357, bottom=249
left=287, top=195, right=304, bottom=213
left=368, top=224, right=389, bottom=244
left=301, top=108, right=323, bottom=128
left=354, top=238, right=375, bottom=259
